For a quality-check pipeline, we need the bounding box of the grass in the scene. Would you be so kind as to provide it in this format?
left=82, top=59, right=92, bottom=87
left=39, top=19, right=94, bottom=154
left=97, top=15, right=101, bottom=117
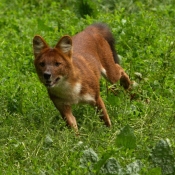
left=0, top=0, right=175, bottom=174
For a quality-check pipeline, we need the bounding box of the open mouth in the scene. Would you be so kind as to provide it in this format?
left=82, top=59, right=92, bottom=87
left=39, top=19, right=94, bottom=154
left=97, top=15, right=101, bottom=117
left=45, top=77, right=60, bottom=88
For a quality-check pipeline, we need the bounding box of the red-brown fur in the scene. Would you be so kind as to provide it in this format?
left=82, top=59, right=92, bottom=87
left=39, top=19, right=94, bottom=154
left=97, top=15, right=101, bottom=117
left=33, top=23, right=131, bottom=132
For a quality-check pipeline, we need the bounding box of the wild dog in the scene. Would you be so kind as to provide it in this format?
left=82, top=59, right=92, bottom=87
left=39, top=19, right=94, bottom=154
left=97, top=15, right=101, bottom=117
left=33, top=23, right=131, bottom=132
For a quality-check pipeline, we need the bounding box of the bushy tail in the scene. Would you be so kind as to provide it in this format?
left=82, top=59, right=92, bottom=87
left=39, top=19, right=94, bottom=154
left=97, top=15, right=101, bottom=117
left=86, top=23, right=119, bottom=64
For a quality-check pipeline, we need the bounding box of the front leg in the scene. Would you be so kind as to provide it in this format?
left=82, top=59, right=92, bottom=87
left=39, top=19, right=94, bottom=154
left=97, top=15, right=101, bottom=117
left=49, top=95, right=78, bottom=132
left=58, top=105, right=78, bottom=132
left=95, top=96, right=111, bottom=127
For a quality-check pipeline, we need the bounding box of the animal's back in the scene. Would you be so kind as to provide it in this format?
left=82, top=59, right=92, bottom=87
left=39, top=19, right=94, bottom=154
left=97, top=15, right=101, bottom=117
left=72, top=23, right=121, bottom=84
left=73, top=23, right=119, bottom=64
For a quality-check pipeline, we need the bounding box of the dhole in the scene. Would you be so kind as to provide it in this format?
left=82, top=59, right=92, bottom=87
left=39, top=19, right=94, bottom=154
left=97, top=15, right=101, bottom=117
left=33, top=23, right=131, bottom=132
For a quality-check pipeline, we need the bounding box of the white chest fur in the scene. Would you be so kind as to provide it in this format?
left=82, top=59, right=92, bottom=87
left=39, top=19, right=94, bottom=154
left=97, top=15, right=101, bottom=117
left=49, top=79, right=95, bottom=105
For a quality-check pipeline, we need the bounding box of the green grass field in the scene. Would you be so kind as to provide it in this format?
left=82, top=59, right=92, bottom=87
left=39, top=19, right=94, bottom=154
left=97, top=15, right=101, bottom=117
left=0, top=0, right=175, bottom=174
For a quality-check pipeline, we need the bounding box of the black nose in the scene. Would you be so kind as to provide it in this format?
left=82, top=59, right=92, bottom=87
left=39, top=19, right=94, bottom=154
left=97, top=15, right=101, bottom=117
left=43, top=72, right=51, bottom=80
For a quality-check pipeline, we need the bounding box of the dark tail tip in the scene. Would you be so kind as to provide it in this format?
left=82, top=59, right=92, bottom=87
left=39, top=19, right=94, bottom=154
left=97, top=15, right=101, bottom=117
left=91, top=23, right=120, bottom=64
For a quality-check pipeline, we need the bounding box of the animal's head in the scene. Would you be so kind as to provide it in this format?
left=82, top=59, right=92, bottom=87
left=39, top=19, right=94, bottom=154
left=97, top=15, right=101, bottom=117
left=33, top=35, right=73, bottom=88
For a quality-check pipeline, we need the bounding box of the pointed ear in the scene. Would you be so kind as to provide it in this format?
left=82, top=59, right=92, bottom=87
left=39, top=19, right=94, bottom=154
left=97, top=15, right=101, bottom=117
left=55, top=35, right=72, bottom=57
left=33, top=35, right=48, bottom=58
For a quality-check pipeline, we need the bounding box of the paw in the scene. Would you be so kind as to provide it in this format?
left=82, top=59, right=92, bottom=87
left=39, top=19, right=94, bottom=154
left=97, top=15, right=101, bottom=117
left=120, top=73, right=131, bottom=89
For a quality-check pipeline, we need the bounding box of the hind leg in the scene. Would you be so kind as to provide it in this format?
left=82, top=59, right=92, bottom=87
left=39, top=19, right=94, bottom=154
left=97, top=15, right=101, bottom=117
left=102, top=63, right=131, bottom=89
left=96, top=36, right=131, bottom=89
left=115, top=64, right=131, bottom=89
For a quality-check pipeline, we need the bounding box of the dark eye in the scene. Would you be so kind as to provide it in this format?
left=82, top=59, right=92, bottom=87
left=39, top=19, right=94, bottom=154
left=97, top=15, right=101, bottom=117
left=39, top=62, right=45, bottom=67
left=55, top=62, right=61, bottom=67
